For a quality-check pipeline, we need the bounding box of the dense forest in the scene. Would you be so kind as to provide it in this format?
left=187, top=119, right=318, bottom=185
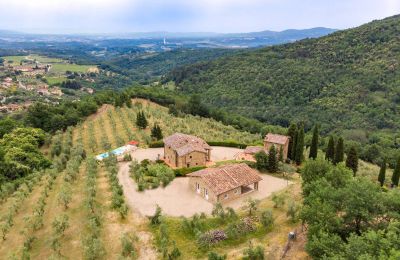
left=99, top=49, right=235, bottom=84
left=166, top=15, right=400, bottom=165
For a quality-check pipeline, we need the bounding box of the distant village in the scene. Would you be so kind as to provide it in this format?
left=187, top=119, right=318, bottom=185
left=0, top=56, right=95, bottom=113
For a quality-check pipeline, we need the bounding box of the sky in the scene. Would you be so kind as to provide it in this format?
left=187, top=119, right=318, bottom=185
left=0, top=0, right=399, bottom=34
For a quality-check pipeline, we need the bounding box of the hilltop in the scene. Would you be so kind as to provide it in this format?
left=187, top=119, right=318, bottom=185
left=166, top=15, right=400, bottom=164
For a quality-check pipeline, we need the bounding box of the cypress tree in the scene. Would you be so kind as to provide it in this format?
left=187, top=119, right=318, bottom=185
left=309, top=125, right=319, bottom=159
left=325, top=136, right=335, bottom=162
left=151, top=124, right=163, bottom=140
left=334, top=137, right=344, bottom=165
left=291, top=130, right=298, bottom=162
left=136, top=111, right=148, bottom=129
left=287, top=123, right=297, bottom=160
left=278, top=145, right=284, bottom=162
left=392, top=157, right=400, bottom=187
left=268, top=145, right=278, bottom=173
left=345, top=146, right=358, bottom=176
left=295, top=124, right=304, bottom=165
left=378, top=158, right=386, bottom=187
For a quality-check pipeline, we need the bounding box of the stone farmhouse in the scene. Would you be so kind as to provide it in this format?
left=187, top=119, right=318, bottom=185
left=264, top=133, right=290, bottom=160
left=163, top=133, right=211, bottom=168
left=187, top=163, right=262, bottom=203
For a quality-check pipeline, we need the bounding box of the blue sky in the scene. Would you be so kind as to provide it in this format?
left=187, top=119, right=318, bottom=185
left=0, top=0, right=399, bottom=33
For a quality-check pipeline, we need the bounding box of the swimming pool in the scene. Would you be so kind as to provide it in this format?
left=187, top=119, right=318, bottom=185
left=96, top=145, right=132, bottom=161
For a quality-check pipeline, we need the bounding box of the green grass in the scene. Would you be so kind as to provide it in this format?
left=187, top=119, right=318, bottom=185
left=2, top=55, right=63, bottom=64
left=46, top=76, right=67, bottom=86
left=50, top=63, right=95, bottom=74
left=2, top=55, right=27, bottom=64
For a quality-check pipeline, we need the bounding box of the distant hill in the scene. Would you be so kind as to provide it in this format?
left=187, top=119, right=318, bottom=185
left=166, top=15, right=400, bottom=164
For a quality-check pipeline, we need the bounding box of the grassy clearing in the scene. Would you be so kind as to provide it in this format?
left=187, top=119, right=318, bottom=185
left=50, top=63, right=95, bottom=74
left=45, top=76, right=67, bottom=85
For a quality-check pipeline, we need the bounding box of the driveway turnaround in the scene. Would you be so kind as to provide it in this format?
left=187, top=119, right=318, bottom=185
left=118, top=158, right=289, bottom=217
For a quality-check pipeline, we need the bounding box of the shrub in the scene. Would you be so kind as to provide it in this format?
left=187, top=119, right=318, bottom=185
left=197, top=230, right=227, bottom=249
left=208, top=251, right=227, bottom=260
left=120, top=232, right=137, bottom=259
left=225, top=217, right=255, bottom=239
left=150, top=205, right=163, bottom=225
left=260, top=210, right=274, bottom=230
left=242, top=242, right=264, bottom=260
left=287, top=200, right=299, bottom=223
left=271, top=193, right=285, bottom=208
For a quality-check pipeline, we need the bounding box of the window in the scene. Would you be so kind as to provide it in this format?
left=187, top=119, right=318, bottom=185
left=224, top=194, right=228, bottom=199
left=234, top=189, right=239, bottom=194
left=189, top=155, right=192, bottom=159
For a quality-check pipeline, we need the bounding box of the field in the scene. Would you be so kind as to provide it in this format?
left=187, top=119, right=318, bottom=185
left=2, top=54, right=97, bottom=75
left=46, top=76, right=68, bottom=85
left=50, top=63, right=95, bottom=74
left=2, top=55, right=62, bottom=64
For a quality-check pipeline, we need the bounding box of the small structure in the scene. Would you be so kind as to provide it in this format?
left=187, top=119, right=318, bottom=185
left=187, top=163, right=262, bottom=203
left=163, top=133, right=211, bottom=168
left=237, top=146, right=264, bottom=161
left=264, top=133, right=290, bottom=160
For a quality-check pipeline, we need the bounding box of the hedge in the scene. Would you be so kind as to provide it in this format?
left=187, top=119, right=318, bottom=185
left=207, top=141, right=248, bottom=149
left=149, top=141, right=249, bottom=149
left=149, top=141, right=164, bottom=148
left=174, top=166, right=206, bottom=177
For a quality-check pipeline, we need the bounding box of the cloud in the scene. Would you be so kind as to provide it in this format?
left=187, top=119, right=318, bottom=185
left=0, top=0, right=399, bottom=33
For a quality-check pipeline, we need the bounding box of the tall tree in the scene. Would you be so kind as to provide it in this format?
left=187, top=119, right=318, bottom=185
left=278, top=146, right=284, bottom=162
left=378, top=158, right=386, bottom=187
left=309, top=125, right=319, bottom=159
left=136, top=111, right=148, bottom=129
left=325, top=136, right=335, bottom=162
left=334, top=137, right=344, bottom=165
left=295, top=124, right=305, bottom=165
left=392, top=157, right=400, bottom=187
left=151, top=124, right=163, bottom=140
left=291, top=130, right=298, bottom=162
left=345, top=146, right=358, bottom=176
left=268, top=145, right=278, bottom=173
left=287, top=123, right=297, bottom=160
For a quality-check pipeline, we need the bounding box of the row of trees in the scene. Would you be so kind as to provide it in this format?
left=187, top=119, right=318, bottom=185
left=287, top=123, right=305, bottom=165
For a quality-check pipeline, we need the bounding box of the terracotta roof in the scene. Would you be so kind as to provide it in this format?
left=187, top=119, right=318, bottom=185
left=187, top=163, right=262, bottom=195
left=164, top=133, right=211, bottom=156
left=264, top=133, right=289, bottom=145
left=244, top=146, right=264, bottom=155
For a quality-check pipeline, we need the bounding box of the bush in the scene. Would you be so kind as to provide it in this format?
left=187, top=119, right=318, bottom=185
left=149, top=141, right=164, bottom=148
left=197, top=230, right=227, bottom=249
left=242, top=242, right=265, bottom=260
left=208, top=251, right=227, bottom=260
left=260, top=210, right=274, bottom=230
left=120, top=232, right=137, bottom=259
left=271, top=193, right=285, bottom=208
left=225, top=217, right=256, bottom=239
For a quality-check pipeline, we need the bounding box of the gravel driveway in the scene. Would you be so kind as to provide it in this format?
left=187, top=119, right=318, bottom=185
left=118, top=146, right=289, bottom=217
left=128, top=146, right=243, bottom=162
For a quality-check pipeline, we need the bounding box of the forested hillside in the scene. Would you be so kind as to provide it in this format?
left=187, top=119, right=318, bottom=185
left=166, top=15, right=400, bottom=164
left=100, top=48, right=235, bottom=83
